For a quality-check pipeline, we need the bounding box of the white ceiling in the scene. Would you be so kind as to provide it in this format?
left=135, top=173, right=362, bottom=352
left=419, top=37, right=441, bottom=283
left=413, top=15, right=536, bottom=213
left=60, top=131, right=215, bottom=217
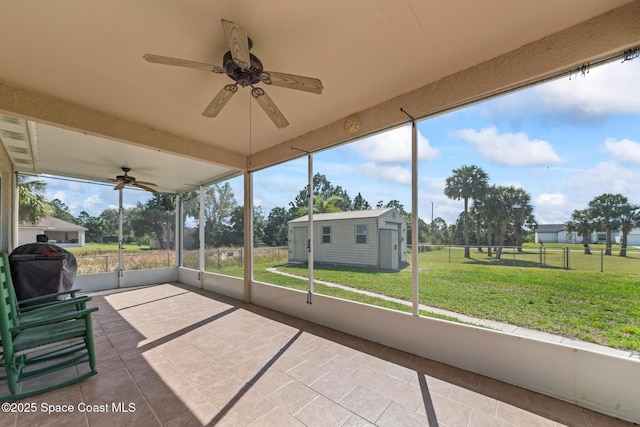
left=0, top=1, right=636, bottom=193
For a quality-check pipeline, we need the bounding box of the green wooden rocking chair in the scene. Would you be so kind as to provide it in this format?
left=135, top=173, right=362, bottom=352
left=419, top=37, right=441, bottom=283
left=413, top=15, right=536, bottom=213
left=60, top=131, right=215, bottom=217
left=0, top=253, right=98, bottom=401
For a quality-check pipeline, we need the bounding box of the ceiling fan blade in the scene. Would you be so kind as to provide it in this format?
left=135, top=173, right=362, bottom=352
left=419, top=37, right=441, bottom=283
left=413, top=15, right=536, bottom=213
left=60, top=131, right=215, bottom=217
left=261, top=71, right=323, bottom=94
left=114, top=182, right=125, bottom=191
left=251, top=87, right=289, bottom=129
left=133, top=182, right=158, bottom=193
left=221, top=19, right=250, bottom=70
left=135, top=180, right=157, bottom=187
left=143, top=54, right=225, bottom=73
left=203, top=84, right=238, bottom=117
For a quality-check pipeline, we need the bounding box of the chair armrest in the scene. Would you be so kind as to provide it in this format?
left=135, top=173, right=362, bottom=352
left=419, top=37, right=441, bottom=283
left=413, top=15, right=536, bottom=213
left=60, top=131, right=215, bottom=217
left=19, top=295, right=90, bottom=312
left=18, top=290, right=82, bottom=307
left=19, top=296, right=91, bottom=314
left=11, top=306, right=98, bottom=331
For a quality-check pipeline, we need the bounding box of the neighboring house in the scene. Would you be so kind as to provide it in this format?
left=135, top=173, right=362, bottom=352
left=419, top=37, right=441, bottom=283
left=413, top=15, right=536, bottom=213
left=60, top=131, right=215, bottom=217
left=534, top=223, right=620, bottom=245
left=18, top=216, right=87, bottom=247
left=288, top=208, right=407, bottom=270
left=621, top=229, right=640, bottom=246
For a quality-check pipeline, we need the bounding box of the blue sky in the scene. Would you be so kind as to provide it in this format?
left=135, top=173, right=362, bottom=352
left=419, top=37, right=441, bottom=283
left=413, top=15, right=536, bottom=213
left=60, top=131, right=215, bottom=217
left=44, top=58, right=640, bottom=226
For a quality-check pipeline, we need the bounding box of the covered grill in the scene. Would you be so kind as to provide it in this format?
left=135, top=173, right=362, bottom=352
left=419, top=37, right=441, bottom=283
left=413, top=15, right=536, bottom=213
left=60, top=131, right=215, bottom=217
left=9, top=241, right=78, bottom=305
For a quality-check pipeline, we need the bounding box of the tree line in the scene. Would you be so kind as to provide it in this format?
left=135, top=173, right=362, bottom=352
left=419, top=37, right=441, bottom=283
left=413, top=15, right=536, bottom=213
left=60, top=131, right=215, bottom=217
left=18, top=174, right=412, bottom=249
left=21, top=169, right=636, bottom=254
left=18, top=171, right=530, bottom=251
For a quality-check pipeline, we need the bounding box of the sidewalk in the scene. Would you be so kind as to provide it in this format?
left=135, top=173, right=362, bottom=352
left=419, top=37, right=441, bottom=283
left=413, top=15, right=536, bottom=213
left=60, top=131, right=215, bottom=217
left=266, top=267, right=639, bottom=360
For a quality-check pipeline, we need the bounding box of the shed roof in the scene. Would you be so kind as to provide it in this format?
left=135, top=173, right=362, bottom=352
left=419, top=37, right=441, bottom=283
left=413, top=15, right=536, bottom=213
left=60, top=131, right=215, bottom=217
left=289, top=208, right=404, bottom=224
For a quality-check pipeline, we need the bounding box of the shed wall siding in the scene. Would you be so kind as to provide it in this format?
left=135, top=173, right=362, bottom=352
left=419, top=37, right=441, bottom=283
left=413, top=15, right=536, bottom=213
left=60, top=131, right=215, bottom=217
left=287, top=209, right=407, bottom=268
left=315, top=218, right=379, bottom=267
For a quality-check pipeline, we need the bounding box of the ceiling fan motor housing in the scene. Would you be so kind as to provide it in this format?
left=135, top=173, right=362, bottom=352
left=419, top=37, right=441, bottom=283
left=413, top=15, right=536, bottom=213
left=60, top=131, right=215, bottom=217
left=223, top=51, right=263, bottom=87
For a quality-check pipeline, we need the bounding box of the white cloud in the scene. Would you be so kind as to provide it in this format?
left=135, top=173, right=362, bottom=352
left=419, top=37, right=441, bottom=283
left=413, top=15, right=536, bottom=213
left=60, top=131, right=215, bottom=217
left=536, top=193, right=565, bottom=208
left=479, top=60, right=640, bottom=124
left=564, top=161, right=639, bottom=204
left=536, top=60, right=640, bottom=117
left=604, top=137, right=640, bottom=164
left=352, top=126, right=439, bottom=163
left=356, top=162, right=411, bottom=185
left=453, top=126, right=562, bottom=167
left=50, top=191, right=66, bottom=203
left=82, top=194, right=102, bottom=211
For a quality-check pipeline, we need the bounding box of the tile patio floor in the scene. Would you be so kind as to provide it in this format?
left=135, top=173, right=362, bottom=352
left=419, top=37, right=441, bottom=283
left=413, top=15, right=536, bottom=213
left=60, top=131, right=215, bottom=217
left=2, top=283, right=636, bottom=427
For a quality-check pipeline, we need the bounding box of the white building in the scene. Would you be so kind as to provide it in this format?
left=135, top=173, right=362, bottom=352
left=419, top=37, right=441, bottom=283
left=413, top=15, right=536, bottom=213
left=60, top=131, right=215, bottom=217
left=534, top=223, right=630, bottom=245
left=18, top=216, right=87, bottom=247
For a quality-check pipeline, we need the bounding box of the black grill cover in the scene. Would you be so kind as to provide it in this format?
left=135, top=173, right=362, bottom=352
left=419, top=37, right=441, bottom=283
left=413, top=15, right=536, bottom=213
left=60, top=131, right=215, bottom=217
left=9, top=243, right=78, bottom=305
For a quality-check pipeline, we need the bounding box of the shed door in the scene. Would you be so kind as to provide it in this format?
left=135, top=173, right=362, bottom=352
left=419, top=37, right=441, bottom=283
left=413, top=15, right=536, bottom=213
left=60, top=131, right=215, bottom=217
left=293, top=227, right=308, bottom=262
left=379, top=229, right=399, bottom=269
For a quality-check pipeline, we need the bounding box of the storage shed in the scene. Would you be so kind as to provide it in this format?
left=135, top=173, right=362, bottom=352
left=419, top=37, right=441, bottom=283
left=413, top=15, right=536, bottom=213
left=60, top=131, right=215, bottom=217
left=288, top=208, right=407, bottom=270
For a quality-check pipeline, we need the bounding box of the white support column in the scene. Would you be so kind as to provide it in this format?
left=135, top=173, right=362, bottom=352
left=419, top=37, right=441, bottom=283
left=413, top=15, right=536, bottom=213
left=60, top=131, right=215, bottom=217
left=307, top=153, right=314, bottom=303
left=411, top=120, right=419, bottom=316
left=243, top=172, right=254, bottom=303
left=199, top=185, right=205, bottom=289
left=175, top=193, right=182, bottom=267
left=118, top=188, right=123, bottom=288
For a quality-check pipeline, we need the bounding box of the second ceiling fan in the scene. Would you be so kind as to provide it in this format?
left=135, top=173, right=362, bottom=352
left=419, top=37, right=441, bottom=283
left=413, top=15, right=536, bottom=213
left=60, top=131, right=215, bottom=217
left=144, top=19, right=323, bottom=129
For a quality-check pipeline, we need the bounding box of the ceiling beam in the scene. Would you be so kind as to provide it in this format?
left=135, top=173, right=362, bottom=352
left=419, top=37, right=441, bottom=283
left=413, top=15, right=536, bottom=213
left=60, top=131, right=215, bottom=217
left=0, top=81, right=246, bottom=171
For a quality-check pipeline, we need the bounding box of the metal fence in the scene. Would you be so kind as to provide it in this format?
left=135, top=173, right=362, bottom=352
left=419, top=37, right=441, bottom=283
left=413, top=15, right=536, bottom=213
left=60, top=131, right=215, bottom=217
left=181, top=246, right=289, bottom=272
left=409, top=244, right=640, bottom=273
left=76, top=251, right=176, bottom=274
left=74, top=246, right=290, bottom=275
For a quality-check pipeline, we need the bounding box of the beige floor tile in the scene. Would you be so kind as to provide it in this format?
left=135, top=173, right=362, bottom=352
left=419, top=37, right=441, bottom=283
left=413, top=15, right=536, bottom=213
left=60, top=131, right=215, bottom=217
left=496, top=400, right=556, bottom=426
left=309, top=371, right=358, bottom=402
left=5, top=284, right=632, bottom=427
left=267, top=380, right=319, bottom=415
left=379, top=376, right=426, bottom=411
left=348, top=366, right=393, bottom=393
left=249, top=407, right=305, bottom=426
left=375, top=401, right=431, bottom=427
left=422, top=392, right=474, bottom=427
left=341, top=414, right=377, bottom=426
left=294, top=394, right=353, bottom=426
left=526, top=390, right=589, bottom=426
left=219, top=389, right=277, bottom=427
left=285, top=361, right=330, bottom=386
left=448, top=384, right=498, bottom=415
left=339, top=385, right=392, bottom=423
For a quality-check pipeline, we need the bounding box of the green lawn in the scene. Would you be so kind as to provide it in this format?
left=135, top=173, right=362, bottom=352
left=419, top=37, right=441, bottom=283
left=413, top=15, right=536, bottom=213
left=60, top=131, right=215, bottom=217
left=224, top=249, right=640, bottom=351
left=70, top=242, right=639, bottom=351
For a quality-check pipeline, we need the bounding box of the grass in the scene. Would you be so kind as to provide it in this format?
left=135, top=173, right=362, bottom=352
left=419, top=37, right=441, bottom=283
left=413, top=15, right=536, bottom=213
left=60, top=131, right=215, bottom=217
left=67, top=244, right=640, bottom=351
left=67, top=243, right=151, bottom=254
left=230, top=248, right=640, bottom=351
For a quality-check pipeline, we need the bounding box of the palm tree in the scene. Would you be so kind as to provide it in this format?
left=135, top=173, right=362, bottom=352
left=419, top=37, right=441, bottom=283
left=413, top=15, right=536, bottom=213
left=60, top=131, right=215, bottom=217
left=511, top=188, right=534, bottom=252
left=494, top=186, right=519, bottom=260
left=18, top=175, right=53, bottom=225
left=295, top=195, right=344, bottom=217
left=565, top=209, right=593, bottom=255
left=444, top=165, right=489, bottom=258
left=618, top=203, right=640, bottom=257
left=588, top=193, right=627, bottom=256
left=471, top=185, right=501, bottom=257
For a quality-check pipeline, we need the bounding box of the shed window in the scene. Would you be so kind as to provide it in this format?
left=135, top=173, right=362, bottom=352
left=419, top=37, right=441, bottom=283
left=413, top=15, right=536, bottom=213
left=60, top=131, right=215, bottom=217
left=355, top=224, right=367, bottom=244
left=322, top=226, right=331, bottom=244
